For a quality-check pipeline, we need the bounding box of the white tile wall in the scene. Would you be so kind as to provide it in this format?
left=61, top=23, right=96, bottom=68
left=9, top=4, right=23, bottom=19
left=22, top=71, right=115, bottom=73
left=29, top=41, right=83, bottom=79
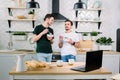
left=0, top=0, right=120, bottom=51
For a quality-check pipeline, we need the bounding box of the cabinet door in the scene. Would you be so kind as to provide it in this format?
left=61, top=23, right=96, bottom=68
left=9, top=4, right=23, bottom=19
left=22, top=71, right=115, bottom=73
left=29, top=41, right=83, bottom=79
left=0, top=54, right=38, bottom=80
left=102, top=54, right=119, bottom=74
left=0, top=54, right=16, bottom=80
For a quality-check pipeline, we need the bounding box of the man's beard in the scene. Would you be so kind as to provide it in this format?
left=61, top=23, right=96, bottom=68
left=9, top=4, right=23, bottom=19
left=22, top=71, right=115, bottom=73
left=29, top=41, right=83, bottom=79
left=65, top=28, right=70, bottom=31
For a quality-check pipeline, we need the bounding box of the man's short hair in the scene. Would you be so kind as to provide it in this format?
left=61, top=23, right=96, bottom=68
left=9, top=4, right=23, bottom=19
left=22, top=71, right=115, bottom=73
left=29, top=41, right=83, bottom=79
left=44, top=14, right=54, bottom=21
left=65, top=19, right=73, bottom=26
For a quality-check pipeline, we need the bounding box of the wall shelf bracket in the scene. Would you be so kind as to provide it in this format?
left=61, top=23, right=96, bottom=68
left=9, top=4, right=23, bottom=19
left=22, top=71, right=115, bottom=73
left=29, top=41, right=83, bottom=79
left=8, top=8, right=13, bottom=16
left=8, top=20, right=11, bottom=28
left=98, top=10, right=101, bottom=17
left=32, top=20, right=35, bottom=28
left=98, top=22, right=101, bottom=29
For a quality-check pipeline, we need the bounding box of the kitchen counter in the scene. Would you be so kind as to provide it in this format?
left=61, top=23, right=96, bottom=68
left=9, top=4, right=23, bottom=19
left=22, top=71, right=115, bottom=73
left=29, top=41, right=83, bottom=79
left=0, top=49, right=35, bottom=54
left=0, top=49, right=120, bottom=54
left=77, top=50, right=120, bottom=54
left=9, top=62, right=112, bottom=80
left=0, top=50, right=119, bottom=80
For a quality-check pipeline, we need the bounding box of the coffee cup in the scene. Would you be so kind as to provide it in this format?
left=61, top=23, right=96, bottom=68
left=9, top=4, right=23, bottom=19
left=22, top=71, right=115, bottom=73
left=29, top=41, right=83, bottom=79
left=68, top=59, right=75, bottom=66
left=56, top=60, right=63, bottom=67
left=47, top=34, right=54, bottom=37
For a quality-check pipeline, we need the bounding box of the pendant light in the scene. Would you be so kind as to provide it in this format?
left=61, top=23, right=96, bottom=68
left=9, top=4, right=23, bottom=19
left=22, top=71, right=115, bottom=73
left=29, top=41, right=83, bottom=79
left=26, top=0, right=40, bottom=8
left=73, top=0, right=87, bottom=9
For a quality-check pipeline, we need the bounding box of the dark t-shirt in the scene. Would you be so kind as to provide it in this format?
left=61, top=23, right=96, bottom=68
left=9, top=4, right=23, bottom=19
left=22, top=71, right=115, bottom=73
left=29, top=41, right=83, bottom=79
left=33, top=25, right=54, bottom=53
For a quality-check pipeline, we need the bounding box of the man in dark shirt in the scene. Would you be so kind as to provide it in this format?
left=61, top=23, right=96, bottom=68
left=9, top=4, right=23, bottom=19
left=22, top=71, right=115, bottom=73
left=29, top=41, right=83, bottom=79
left=32, top=14, right=54, bottom=62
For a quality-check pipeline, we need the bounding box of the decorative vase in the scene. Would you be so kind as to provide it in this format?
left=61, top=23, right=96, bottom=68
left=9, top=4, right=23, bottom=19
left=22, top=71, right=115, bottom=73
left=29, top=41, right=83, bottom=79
left=16, top=54, right=26, bottom=72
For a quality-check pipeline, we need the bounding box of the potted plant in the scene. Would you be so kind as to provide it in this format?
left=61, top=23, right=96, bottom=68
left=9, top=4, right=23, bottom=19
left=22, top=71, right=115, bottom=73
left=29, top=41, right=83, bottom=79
left=28, top=10, right=34, bottom=19
left=96, top=37, right=113, bottom=50
left=90, top=31, right=98, bottom=40
left=82, top=32, right=88, bottom=40
left=12, top=32, right=27, bottom=40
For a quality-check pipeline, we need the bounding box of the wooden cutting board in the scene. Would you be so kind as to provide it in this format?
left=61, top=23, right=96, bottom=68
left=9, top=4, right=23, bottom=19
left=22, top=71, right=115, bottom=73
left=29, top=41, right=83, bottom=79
left=76, top=40, right=93, bottom=52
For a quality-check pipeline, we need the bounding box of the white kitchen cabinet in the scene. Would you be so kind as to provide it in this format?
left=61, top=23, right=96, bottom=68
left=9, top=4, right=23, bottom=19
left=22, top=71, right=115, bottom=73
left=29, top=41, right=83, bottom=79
left=0, top=54, right=16, bottom=80
left=102, top=54, right=119, bottom=74
left=0, top=53, right=37, bottom=80
left=0, top=52, right=119, bottom=80
left=76, top=53, right=119, bottom=74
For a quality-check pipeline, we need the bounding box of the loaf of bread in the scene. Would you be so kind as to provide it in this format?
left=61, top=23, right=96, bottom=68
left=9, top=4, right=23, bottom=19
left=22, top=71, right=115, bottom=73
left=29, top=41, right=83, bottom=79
left=25, top=60, right=50, bottom=71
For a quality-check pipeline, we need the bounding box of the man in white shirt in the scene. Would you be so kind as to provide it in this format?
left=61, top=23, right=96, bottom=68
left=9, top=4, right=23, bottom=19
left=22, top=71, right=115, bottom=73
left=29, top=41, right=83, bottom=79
left=59, top=19, right=80, bottom=62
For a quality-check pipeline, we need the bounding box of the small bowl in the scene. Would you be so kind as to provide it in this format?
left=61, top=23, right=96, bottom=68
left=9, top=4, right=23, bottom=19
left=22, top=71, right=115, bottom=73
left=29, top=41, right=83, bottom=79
left=47, top=34, right=54, bottom=37
left=17, top=15, right=26, bottom=19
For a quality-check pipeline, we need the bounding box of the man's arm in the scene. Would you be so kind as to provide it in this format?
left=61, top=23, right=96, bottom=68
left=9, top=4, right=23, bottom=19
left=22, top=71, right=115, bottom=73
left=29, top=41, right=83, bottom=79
left=68, top=39, right=80, bottom=48
left=32, top=33, right=43, bottom=42
left=32, top=29, right=48, bottom=42
left=59, top=41, right=63, bottom=48
left=58, top=36, right=63, bottom=48
left=73, top=42, right=80, bottom=48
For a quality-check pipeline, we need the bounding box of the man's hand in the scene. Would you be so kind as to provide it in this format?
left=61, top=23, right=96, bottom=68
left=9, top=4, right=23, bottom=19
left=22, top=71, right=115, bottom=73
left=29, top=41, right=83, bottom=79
left=68, top=38, right=74, bottom=45
left=59, top=36, right=63, bottom=48
left=41, top=29, right=48, bottom=35
left=59, top=36, right=63, bottom=42
left=47, top=36, right=53, bottom=41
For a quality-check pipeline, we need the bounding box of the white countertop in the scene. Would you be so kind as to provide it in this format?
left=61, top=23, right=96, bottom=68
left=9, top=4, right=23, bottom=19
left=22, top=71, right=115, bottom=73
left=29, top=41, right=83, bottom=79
left=0, top=49, right=120, bottom=54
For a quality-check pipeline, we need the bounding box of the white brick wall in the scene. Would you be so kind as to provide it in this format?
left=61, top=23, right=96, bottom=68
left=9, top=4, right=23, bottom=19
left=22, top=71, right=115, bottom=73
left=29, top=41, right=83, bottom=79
left=0, top=0, right=120, bottom=51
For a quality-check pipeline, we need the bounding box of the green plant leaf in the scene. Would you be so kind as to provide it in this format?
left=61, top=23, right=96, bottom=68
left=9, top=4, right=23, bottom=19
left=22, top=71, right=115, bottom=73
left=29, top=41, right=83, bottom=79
left=82, top=32, right=88, bottom=36
left=90, top=31, right=98, bottom=36
left=28, top=10, right=34, bottom=14
left=96, top=37, right=113, bottom=45
left=12, top=32, right=26, bottom=35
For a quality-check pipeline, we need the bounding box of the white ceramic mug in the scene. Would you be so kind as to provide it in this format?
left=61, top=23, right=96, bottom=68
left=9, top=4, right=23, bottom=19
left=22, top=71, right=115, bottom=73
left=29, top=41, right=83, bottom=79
left=68, top=59, right=75, bottom=65
left=47, top=34, right=54, bottom=37
left=56, top=60, right=63, bottom=67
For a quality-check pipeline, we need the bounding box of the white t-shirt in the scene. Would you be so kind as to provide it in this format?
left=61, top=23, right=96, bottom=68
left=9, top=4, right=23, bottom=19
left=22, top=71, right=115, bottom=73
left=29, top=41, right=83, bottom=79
left=60, top=31, right=79, bottom=56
